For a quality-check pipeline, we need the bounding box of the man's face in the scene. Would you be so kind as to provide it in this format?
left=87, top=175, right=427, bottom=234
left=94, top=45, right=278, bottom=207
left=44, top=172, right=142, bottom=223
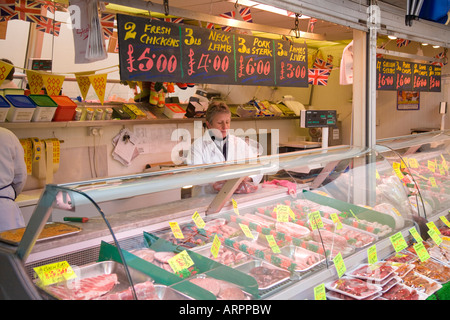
left=207, top=112, right=231, bottom=139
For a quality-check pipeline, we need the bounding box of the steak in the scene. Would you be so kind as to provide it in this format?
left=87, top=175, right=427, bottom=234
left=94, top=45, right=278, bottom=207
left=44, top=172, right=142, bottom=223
left=45, top=273, right=118, bottom=300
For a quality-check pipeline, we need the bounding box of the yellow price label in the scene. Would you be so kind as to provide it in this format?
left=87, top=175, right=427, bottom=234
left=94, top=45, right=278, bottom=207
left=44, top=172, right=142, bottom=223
left=192, top=211, right=205, bottom=229
left=232, top=198, right=240, bottom=215
left=390, top=232, right=408, bottom=252
left=392, top=162, right=404, bottom=179
left=210, top=234, right=221, bottom=258
left=169, top=221, right=184, bottom=239
left=168, top=250, right=194, bottom=274
left=266, top=234, right=280, bottom=253
left=308, top=211, right=324, bottom=230
left=276, top=206, right=290, bottom=222
left=333, top=252, right=346, bottom=278
left=375, top=170, right=380, bottom=180
left=428, top=160, right=436, bottom=172
left=428, top=229, right=443, bottom=246
left=426, top=221, right=440, bottom=235
left=239, top=223, right=254, bottom=239
left=441, top=155, right=448, bottom=171
left=330, top=213, right=343, bottom=230
left=409, top=158, right=419, bottom=168
left=409, top=227, right=423, bottom=243
left=429, top=177, right=438, bottom=188
left=314, top=283, right=327, bottom=300
left=413, top=242, right=430, bottom=262
left=33, top=261, right=77, bottom=286
left=438, top=164, right=446, bottom=176
left=440, top=216, right=450, bottom=228
left=367, top=245, right=378, bottom=265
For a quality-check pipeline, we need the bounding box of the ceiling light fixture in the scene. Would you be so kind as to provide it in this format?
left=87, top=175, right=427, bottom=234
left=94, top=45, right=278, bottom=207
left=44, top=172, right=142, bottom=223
left=422, top=43, right=428, bottom=46
left=230, top=0, right=310, bottom=19
left=387, top=35, right=397, bottom=40
left=432, top=45, right=440, bottom=48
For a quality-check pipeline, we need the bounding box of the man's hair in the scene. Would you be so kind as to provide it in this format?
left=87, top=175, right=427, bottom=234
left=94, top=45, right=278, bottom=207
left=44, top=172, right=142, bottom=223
left=1, top=59, right=14, bottom=81
left=205, top=101, right=230, bottom=124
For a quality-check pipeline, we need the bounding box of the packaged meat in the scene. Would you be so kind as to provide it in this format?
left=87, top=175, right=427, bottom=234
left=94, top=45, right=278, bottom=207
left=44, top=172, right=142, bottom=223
left=97, top=283, right=193, bottom=300
left=278, top=245, right=325, bottom=272
left=400, top=271, right=442, bottom=295
left=326, top=290, right=380, bottom=300
left=203, top=219, right=240, bottom=239
left=234, top=260, right=291, bottom=291
left=380, top=276, right=399, bottom=293
left=381, top=283, right=426, bottom=300
left=193, top=244, right=251, bottom=267
left=385, top=250, right=418, bottom=264
left=130, top=248, right=156, bottom=262
left=323, top=220, right=377, bottom=248
left=241, top=213, right=275, bottom=229
left=275, top=222, right=310, bottom=239
left=189, top=275, right=251, bottom=300
left=325, top=277, right=382, bottom=300
left=347, top=263, right=394, bottom=283
left=311, top=229, right=352, bottom=254
left=412, top=259, right=450, bottom=283
left=41, top=261, right=152, bottom=300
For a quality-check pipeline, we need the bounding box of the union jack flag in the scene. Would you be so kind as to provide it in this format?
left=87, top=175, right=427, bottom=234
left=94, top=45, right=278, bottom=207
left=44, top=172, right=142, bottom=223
left=376, top=43, right=387, bottom=58
left=308, top=18, right=318, bottom=33
left=160, top=17, right=183, bottom=24
left=396, top=38, right=410, bottom=47
left=100, top=13, right=115, bottom=38
left=14, top=0, right=42, bottom=22
left=308, top=68, right=330, bottom=86
left=432, top=51, right=446, bottom=66
left=205, top=22, right=215, bottom=29
left=313, top=58, right=333, bottom=70
left=0, top=0, right=17, bottom=21
left=239, top=7, right=252, bottom=23
left=32, top=14, right=60, bottom=36
left=220, top=11, right=235, bottom=32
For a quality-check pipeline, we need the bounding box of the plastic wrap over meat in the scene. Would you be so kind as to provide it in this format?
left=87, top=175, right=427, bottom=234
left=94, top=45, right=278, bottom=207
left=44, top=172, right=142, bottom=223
left=213, top=180, right=258, bottom=194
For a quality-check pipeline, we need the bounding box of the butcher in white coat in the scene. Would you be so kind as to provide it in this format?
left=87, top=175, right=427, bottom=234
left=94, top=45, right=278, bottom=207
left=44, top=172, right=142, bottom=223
left=0, top=127, right=27, bottom=232
left=188, top=102, right=262, bottom=195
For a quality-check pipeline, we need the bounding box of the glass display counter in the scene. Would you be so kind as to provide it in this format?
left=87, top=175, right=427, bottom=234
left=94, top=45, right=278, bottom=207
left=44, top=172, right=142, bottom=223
left=2, top=139, right=448, bottom=300
left=376, top=130, right=450, bottom=220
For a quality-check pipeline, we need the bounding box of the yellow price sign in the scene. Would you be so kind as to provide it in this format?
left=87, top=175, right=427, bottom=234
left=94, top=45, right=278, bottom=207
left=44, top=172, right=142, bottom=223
left=440, top=216, right=450, bottom=228
left=232, top=198, right=240, bottom=215
left=239, top=223, right=254, bottom=239
left=330, top=213, right=343, bottom=230
left=192, top=211, right=205, bottom=229
left=168, top=250, right=194, bottom=274
left=409, top=158, right=419, bottom=168
left=276, top=206, right=290, bottom=222
left=413, top=242, right=430, bottom=262
left=333, top=252, right=346, bottom=278
left=33, top=261, right=77, bottom=286
left=266, top=234, right=280, bottom=253
left=429, top=177, right=438, bottom=188
left=426, top=221, right=440, bottom=235
left=367, top=245, right=377, bottom=265
left=428, top=160, right=436, bottom=172
left=409, top=227, right=423, bottom=243
left=210, top=234, right=221, bottom=258
left=308, top=211, right=324, bottom=230
left=428, top=229, right=443, bottom=246
left=169, top=221, right=184, bottom=239
left=390, top=232, right=408, bottom=252
left=314, top=283, right=327, bottom=300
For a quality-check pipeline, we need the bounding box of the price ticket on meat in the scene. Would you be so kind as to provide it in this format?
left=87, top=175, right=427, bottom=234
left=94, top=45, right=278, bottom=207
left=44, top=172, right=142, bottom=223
left=413, top=241, right=430, bottom=262
left=232, top=198, right=240, bottom=215
left=192, top=211, right=205, bottom=229
left=409, top=226, right=424, bottom=243
left=428, top=228, right=443, bottom=246
left=441, top=215, right=450, bottom=228
left=389, top=231, right=408, bottom=252
left=266, top=234, right=280, bottom=253
left=330, top=213, right=343, bottom=230
left=169, top=221, right=184, bottom=239
left=168, top=250, right=195, bottom=274
left=333, top=252, right=346, bottom=278
left=308, top=211, right=324, bottom=230
left=426, top=221, right=440, bottom=235
left=210, top=234, right=221, bottom=259
left=276, top=205, right=289, bottom=222
left=33, top=261, right=77, bottom=286
left=314, top=283, right=326, bottom=300
left=367, top=245, right=377, bottom=265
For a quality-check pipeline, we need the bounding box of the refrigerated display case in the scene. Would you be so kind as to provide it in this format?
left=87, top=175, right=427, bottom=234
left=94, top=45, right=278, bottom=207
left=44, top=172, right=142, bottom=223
left=0, top=142, right=438, bottom=300
left=376, top=130, right=450, bottom=220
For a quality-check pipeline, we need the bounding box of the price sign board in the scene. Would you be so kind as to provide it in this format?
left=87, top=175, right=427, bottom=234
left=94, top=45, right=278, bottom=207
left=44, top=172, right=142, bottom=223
left=117, top=14, right=308, bottom=87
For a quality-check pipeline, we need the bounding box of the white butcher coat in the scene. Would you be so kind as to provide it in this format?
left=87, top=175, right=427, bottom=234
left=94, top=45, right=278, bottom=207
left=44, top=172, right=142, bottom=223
left=0, top=127, right=27, bottom=232
left=188, top=131, right=262, bottom=195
